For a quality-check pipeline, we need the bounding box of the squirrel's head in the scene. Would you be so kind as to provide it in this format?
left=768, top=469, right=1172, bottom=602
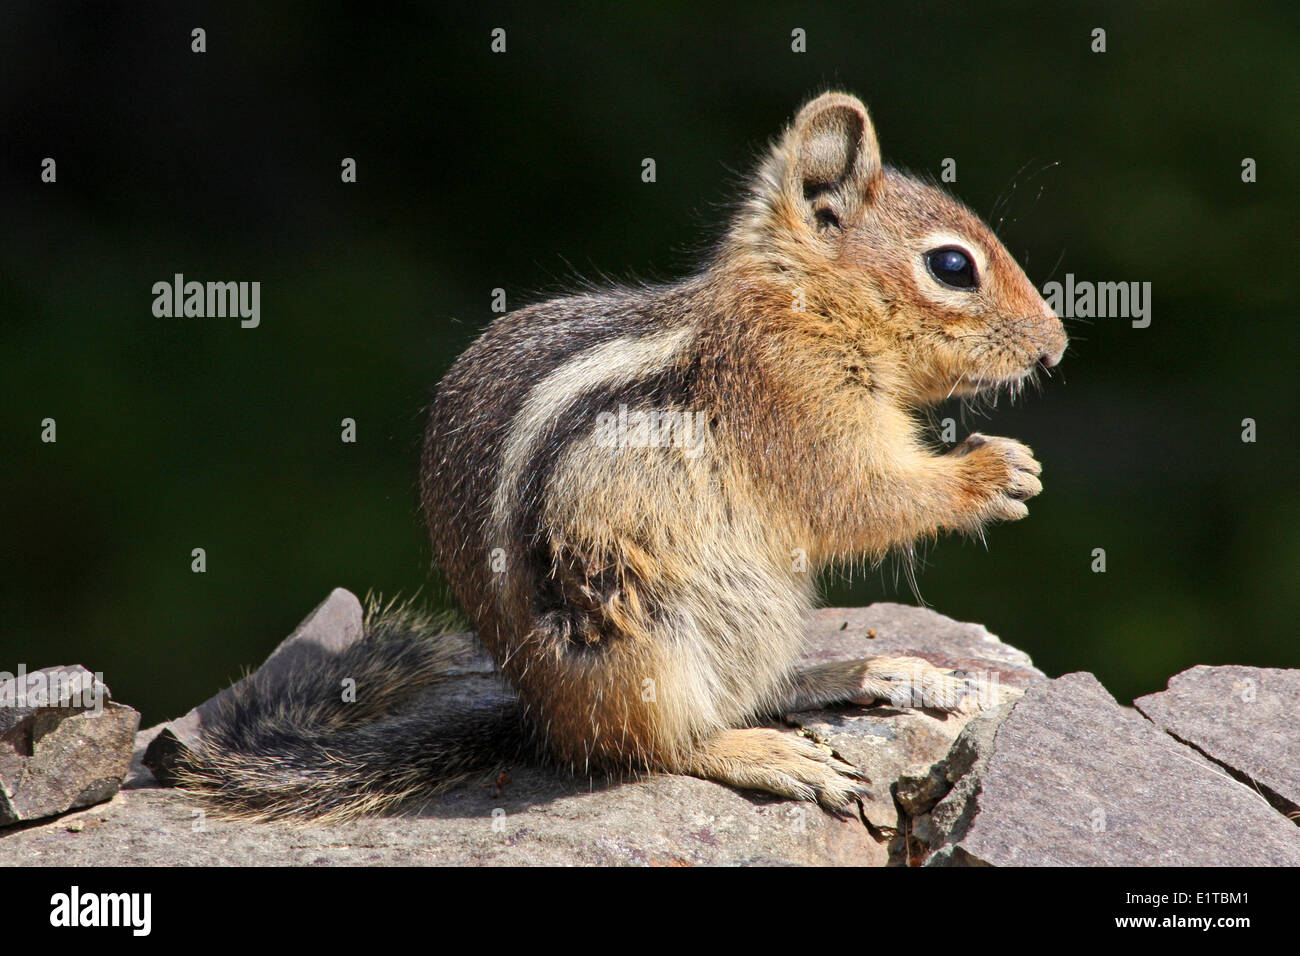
left=732, top=92, right=1067, bottom=404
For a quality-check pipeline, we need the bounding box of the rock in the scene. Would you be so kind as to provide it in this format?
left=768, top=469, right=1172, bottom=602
left=16, top=592, right=1294, bottom=866
left=1, top=666, right=140, bottom=826
left=1134, top=665, right=1300, bottom=818
left=896, top=699, right=1013, bottom=817
left=917, top=672, right=1300, bottom=866
left=803, top=603, right=1046, bottom=689
left=142, top=587, right=364, bottom=784
left=794, top=605, right=1040, bottom=848
left=8, top=758, right=889, bottom=867
left=5, top=596, right=1032, bottom=865
left=0, top=665, right=102, bottom=736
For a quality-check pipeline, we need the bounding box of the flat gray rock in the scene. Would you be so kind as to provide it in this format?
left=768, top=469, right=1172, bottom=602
left=917, top=672, right=1300, bottom=866
left=5, top=760, right=886, bottom=867
left=6, top=596, right=1023, bottom=865
left=1, top=667, right=140, bottom=825
left=1135, top=665, right=1299, bottom=816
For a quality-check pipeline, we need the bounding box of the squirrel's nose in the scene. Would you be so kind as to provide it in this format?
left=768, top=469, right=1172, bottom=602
left=1037, top=352, right=1060, bottom=369
left=1037, top=307, right=1068, bottom=370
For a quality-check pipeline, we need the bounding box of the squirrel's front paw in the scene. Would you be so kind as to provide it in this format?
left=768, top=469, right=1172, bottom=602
left=951, top=432, right=1042, bottom=523
left=849, top=656, right=981, bottom=714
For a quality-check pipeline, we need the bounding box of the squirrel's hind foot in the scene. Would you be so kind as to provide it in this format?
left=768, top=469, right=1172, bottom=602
left=675, top=727, right=870, bottom=813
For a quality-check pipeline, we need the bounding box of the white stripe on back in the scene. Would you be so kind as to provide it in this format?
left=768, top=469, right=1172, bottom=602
left=489, top=325, right=694, bottom=535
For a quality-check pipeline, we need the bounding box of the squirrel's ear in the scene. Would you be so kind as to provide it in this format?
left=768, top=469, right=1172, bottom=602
left=783, top=93, right=882, bottom=232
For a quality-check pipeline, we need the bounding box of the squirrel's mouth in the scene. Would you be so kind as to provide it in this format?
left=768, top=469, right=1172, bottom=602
left=952, top=364, right=1037, bottom=399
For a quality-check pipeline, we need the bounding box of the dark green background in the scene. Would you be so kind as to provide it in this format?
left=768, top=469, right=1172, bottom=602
left=2, top=2, right=1297, bottom=724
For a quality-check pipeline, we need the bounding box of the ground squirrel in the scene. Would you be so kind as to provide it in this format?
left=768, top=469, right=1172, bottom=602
left=176, top=92, right=1067, bottom=821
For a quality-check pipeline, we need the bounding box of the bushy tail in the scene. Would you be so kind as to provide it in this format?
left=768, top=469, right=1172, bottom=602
left=172, top=601, right=528, bottom=823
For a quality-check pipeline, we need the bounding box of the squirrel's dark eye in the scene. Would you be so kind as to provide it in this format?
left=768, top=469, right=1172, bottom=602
left=925, top=246, right=978, bottom=290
